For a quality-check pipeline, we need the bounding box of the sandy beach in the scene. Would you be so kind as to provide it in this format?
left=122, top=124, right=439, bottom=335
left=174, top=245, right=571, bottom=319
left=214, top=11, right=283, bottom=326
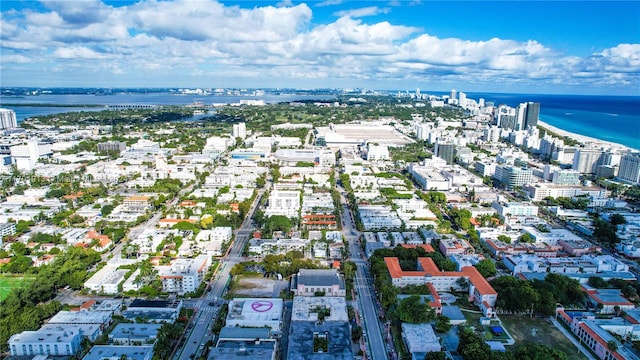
left=538, top=120, right=633, bottom=152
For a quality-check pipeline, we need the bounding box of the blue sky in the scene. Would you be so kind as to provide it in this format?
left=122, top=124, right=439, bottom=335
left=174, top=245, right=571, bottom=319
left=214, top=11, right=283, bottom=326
left=1, top=0, right=639, bottom=94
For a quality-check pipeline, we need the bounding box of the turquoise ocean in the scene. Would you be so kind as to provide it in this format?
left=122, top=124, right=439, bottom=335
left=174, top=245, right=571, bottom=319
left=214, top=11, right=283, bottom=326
left=1, top=91, right=639, bottom=150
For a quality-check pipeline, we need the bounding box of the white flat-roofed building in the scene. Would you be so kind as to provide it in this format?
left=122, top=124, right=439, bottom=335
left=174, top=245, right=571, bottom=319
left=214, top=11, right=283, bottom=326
left=157, top=255, right=210, bottom=295
left=48, top=310, right=112, bottom=327
left=122, top=269, right=142, bottom=292
left=40, top=324, right=101, bottom=342
left=130, top=229, right=174, bottom=254
left=358, top=204, right=402, bottom=230
left=122, top=299, right=183, bottom=323
left=9, top=328, right=83, bottom=356
left=274, top=148, right=336, bottom=166
left=617, top=239, right=640, bottom=258
left=247, top=238, right=307, bottom=256
left=524, top=183, right=607, bottom=202
left=401, top=323, right=441, bottom=359
left=291, top=296, right=348, bottom=322
left=226, top=298, right=283, bottom=333
left=439, top=236, right=473, bottom=257
left=492, top=201, right=538, bottom=218
left=84, top=265, right=128, bottom=295
left=407, top=163, right=451, bottom=191
left=264, top=190, right=300, bottom=218
left=0, top=222, right=16, bottom=237
left=108, top=323, right=162, bottom=345
left=366, top=144, right=389, bottom=161
left=521, top=226, right=583, bottom=245
left=192, top=227, right=233, bottom=256
left=83, top=345, right=154, bottom=360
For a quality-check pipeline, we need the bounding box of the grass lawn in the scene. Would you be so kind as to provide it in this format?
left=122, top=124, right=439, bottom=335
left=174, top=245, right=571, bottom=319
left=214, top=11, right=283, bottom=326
left=0, top=276, right=31, bottom=301
left=500, top=315, right=587, bottom=360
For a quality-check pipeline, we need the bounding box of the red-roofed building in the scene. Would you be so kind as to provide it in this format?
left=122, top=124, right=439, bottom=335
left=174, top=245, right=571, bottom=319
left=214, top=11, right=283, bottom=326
left=583, top=287, right=635, bottom=315
left=401, top=244, right=436, bottom=253
left=229, top=203, right=240, bottom=213
left=555, top=308, right=632, bottom=360
left=302, top=214, right=337, bottom=230
left=86, top=231, right=113, bottom=253
left=158, top=218, right=197, bottom=229
left=179, top=200, right=198, bottom=207
left=33, top=254, right=56, bottom=267
left=385, top=257, right=498, bottom=317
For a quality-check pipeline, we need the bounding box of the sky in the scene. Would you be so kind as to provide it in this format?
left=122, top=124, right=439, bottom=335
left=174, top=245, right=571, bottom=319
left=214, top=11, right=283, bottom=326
left=1, top=0, right=639, bottom=95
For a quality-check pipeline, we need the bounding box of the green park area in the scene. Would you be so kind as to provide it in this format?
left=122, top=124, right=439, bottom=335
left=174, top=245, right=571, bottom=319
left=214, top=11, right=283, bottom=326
left=501, top=315, right=587, bottom=360
left=0, top=276, right=32, bottom=301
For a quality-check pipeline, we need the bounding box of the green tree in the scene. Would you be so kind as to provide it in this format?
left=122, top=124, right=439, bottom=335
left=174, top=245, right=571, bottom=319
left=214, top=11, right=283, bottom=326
left=497, top=235, right=511, bottom=244
left=397, top=295, right=434, bottom=323
left=435, top=315, right=451, bottom=333
left=609, top=214, right=626, bottom=226
left=10, top=242, right=27, bottom=256
left=587, top=276, right=608, bottom=288
left=457, top=327, right=492, bottom=360
left=474, top=259, right=496, bottom=278
left=266, top=215, right=293, bottom=234
left=514, top=343, right=569, bottom=360
left=425, top=352, right=447, bottom=360
left=519, top=233, right=534, bottom=243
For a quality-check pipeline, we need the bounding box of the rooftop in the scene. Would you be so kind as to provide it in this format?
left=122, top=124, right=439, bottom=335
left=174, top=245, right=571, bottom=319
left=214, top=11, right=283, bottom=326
left=286, top=321, right=353, bottom=360
left=83, top=345, right=154, bottom=360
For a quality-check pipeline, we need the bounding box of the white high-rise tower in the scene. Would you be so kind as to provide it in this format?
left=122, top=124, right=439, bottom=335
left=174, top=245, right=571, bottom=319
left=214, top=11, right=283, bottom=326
left=0, top=108, right=17, bottom=129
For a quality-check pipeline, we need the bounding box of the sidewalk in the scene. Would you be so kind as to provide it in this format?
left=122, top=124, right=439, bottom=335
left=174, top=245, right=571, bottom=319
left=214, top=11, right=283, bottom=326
left=549, top=316, right=597, bottom=360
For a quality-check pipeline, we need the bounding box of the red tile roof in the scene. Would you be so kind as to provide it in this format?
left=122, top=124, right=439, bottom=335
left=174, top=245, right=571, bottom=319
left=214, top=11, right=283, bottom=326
left=385, top=257, right=497, bottom=296
left=462, top=266, right=497, bottom=296
left=401, top=244, right=436, bottom=252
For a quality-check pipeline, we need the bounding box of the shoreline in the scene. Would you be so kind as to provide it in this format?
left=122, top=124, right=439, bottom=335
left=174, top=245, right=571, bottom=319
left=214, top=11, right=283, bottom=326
left=537, top=120, right=634, bottom=152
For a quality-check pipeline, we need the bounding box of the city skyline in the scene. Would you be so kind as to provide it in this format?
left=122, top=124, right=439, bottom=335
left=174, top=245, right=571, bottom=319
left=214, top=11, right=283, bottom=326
left=1, top=0, right=639, bottom=95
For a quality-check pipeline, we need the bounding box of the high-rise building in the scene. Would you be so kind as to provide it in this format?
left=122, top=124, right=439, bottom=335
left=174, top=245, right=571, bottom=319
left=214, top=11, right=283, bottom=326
left=450, top=89, right=457, bottom=101
left=495, top=105, right=518, bottom=130
left=232, top=122, right=246, bottom=139
left=572, top=148, right=604, bottom=174
left=434, top=141, right=455, bottom=165
left=524, top=102, right=540, bottom=129
left=10, top=140, right=40, bottom=171
left=499, top=166, right=533, bottom=190
left=618, top=152, right=640, bottom=184
left=516, top=103, right=527, bottom=131
left=513, top=102, right=540, bottom=131
left=0, top=108, right=17, bottom=129
left=458, top=92, right=467, bottom=107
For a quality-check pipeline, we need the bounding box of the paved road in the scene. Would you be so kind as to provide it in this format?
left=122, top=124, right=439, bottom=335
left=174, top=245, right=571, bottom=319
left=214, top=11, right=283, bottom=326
left=339, top=189, right=390, bottom=360
left=175, top=188, right=266, bottom=360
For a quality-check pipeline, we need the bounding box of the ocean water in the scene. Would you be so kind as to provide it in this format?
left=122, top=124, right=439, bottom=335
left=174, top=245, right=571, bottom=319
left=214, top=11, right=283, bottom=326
left=2, top=91, right=639, bottom=150
left=467, top=93, right=640, bottom=150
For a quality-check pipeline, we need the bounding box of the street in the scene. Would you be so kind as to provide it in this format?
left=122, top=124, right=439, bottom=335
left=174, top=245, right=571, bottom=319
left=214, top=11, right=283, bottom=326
left=174, top=187, right=266, bottom=360
left=339, top=189, right=392, bottom=360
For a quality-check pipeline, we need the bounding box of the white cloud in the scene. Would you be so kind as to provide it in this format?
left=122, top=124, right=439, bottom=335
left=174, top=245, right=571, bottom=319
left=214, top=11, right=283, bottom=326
left=0, top=0, right=638, bottom=93
left=334, top=6, right=390, bottom=18
left=317, top=0, right=343, bottom=7
left=52, top=46, right=111, bottom=59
